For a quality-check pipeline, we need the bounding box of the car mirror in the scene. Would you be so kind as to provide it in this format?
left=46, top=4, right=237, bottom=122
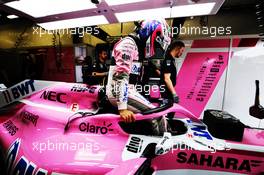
left=155, top=132, right=173, bottom=155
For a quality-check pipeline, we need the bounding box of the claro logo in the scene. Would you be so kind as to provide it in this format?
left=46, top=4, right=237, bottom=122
left=176, top=152, right=263, bottom=173
left=79, top=122, right=113, bottom=135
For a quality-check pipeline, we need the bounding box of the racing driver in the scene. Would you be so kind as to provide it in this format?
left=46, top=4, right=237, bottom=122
left=106, top=19, right=171, bottom=123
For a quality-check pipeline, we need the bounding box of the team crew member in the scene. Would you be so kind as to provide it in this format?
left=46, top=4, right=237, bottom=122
left=106, top=19, right=171, bottom=122
left=160, top=41, right=185, bottom=103
left=83, top=49, right=109, bottom=85
left=82, top=56, right=93, bottom=84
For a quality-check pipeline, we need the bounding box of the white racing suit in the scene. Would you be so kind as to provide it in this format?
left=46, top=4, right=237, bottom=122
left=106, top=36, right=155, bottom=113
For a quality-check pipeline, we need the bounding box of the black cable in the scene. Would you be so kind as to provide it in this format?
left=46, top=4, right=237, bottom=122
left=64, top=111, right=94, bottom=132
left=52, top=32, right=63, bottom=71
left=57, top=32, right=62, bottom=70
left=52, top=33, right=57, bottom=65
left=14, top=22, right=33, bottom=49
left=256, top=0, right=264, bottom=40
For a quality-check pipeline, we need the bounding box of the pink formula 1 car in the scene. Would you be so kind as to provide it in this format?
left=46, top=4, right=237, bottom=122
left=0, top=80, right=263, bottom=175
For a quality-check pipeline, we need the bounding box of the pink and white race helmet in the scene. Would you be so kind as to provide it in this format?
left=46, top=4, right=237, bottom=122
left=137, top=19, right=171, bottom=58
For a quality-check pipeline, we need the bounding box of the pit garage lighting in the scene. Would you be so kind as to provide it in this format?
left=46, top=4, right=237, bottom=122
left=105, top=0, right=147, bottom=6
left=5, top=0, right=97, bottom=18
left=171, top=2, right=216, bottom=17
left=7, top=15, right=18, bottom=19
left=38, top=15, right=108, bottom=30
left=116, top=2, right=216, bottom=22
left=116, top=7, right=170, bottom=22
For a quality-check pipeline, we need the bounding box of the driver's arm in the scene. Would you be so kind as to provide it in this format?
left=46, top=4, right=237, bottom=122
left=112, top=39, right=137, bottom=122
left=164, top=73, right=176, bottom=96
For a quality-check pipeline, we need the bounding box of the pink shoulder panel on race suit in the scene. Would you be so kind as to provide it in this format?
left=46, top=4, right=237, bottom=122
left=107, top=37, right=154, bottom=111
left=113, top=37, right=139, bottom=74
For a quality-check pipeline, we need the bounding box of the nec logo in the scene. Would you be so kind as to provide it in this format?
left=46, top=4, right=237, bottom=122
left=40, top=91, right=67, bottom=104
left=3, top=80, right=35, bottom=103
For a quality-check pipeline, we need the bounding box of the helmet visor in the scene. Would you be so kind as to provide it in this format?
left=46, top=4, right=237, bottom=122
left=156, top=35, right=171, bottom=52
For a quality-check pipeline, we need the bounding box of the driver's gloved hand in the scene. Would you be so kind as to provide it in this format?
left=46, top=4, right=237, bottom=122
left=173, top=94, right=179, bottom=103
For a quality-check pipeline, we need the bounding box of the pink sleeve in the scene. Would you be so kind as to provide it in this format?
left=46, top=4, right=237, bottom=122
left=113, top=38, right=138, bottom=74
left=112, top=38, right=138, bottom=110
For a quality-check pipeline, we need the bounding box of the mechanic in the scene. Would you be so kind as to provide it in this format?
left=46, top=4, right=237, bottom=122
left=160, top=40, right=185, bottom=103
left=82, top=56, right=93, bottom=84
left=106, top=19, right=171, bottom=123
left=83, top=49, right=109, bottom=85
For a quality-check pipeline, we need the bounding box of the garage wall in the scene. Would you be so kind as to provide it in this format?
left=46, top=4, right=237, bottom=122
left=0, top=47, right=75, bottom=86
left=224, top=39, right=264, bottom=128
left=176, top=37, right=264, bottom=128
left=0, top=22, right=105, bottom=49
left=0, top=50, right=23, bottom=86
left=179, top=7, right=258, bottom=39
left=41, top=47, right=75, bottom=82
